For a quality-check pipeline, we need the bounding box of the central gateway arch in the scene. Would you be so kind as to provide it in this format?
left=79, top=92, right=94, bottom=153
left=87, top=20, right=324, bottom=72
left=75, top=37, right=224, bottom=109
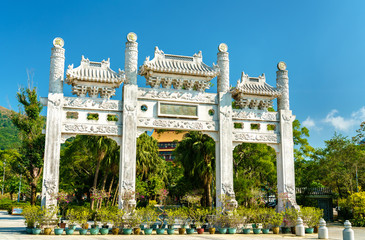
left=41, top=33, right=297, bottom=211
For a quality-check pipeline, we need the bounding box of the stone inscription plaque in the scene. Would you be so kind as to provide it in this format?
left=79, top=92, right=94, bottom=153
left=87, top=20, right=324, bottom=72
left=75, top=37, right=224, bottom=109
left=159, top=102, right=198, bottom=118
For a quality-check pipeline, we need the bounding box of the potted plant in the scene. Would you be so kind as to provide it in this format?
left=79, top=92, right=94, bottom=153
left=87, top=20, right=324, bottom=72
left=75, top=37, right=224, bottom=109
left=42, top=206, right=57, bottom=235
left=301, top=207, right=322, bottom=234
left=32, top=208, right=45, bottom=235
left=76, top=208, right=90, bottom=235
left=166, top=208, right=178, bottom=235
left=54, top=216, right=65, bottom=236
left=216, top=213, right=228, bottom=234
left=237, top=207, right=251, bottom=234
left=206, top=212, right=217, bottom=234
left=176, top=207, right=190, bottom=235
left=251, top=208, right=262, bottom=234
left=50, top=191, right=74, bottom=228
left=22, top=205, right=39, bottom=233
left=66, top=208, right=77, bottom=234
left=111, top=209, right=123, bottom=235
left=226, top=212, right=240, bottom=234
left=285, top=207, right=299, bottom=234
left=269, top=211, right=284, bottom=234
left=313, top=208, right=323, bottom=233
left=90, top=210, right=100, bottom=235
left=260, top=208, right=274, bottom=234
left=141, top=206, right=159, bottom=235
left=130, top=209, right=142, bottom=235
left=190, top=208, right=208, bottom=234
left=97, top=208, right=110, bottom=235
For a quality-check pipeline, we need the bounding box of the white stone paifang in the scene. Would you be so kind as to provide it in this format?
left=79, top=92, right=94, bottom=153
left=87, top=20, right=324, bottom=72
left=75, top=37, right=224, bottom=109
left=41, top=35, right=298, bottom=211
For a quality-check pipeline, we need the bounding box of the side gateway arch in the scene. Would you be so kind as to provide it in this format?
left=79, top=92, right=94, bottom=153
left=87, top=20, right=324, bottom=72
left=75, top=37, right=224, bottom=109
left=41, top=33, right=297, bottom=211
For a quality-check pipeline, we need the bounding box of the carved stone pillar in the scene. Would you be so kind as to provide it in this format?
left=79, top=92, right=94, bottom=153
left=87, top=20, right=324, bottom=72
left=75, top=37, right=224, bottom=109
left=216, top=44, right=237, bottom=209
left=119, top=33, right=138, bottom=209
left=275, top=62, right=297, bottom=211
left=276, top=62, right=289, bottom=111
left=217, top=43, right=229, bottom=93
left=41, top=38, right=65, bottom=208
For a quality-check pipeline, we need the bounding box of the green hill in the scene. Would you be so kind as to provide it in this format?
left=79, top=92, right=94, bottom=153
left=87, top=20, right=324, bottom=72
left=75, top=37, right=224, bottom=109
left=0, top=106, right=21, bottom=150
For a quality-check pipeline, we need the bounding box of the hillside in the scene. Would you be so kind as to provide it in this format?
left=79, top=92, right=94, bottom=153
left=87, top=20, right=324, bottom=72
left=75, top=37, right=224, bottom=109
left=0, top=106, right=21, bottom=150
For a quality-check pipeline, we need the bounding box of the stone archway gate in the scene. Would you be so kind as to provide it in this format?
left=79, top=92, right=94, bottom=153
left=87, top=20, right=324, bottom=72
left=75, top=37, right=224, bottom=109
left=41, top=33, right=297, bottom=211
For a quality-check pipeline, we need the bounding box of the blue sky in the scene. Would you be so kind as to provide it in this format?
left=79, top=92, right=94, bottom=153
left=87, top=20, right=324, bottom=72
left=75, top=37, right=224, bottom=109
left=1, top=0, right=364, bottom=148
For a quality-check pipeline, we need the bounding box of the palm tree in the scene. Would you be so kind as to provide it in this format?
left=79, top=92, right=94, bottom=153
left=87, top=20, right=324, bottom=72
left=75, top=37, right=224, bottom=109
left=86, top=136, right=116, bottom=209
left=174, top=131, right=215, bottom=207
left=136, top=133, right=165, bottom=181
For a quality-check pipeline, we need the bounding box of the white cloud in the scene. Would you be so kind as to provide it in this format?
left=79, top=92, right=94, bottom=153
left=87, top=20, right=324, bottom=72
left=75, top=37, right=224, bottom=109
left=303, top=116, right=315, bottom=128
left=323, top=108, right=364, bottom=132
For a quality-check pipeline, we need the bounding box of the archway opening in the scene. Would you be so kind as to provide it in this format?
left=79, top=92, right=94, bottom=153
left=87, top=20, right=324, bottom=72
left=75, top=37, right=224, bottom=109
left=59, top=135, right=120, bottom=210
left=138, top=129, right=216, bottom=208
left=233, top=142, right=277, bottom=208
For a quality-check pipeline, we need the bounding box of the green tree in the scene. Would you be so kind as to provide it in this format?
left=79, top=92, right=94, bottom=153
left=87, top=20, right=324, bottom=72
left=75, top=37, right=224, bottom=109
left=174, top=131, right=215, bottom=207
left=60, top=135, right=118, bottom=209
left=10, top=87, right=45, bottom=205
left=318, top=134, right=365, bottom=198
left=136, top=133, right=167, bottom=201
left=233, top=143, right=276, bottom=206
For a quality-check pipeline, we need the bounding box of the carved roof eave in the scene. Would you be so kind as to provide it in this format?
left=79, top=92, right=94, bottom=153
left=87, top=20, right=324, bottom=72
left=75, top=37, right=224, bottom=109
left=66, top=56, right=125, bottom=86
left=231, top=84, right=282, bottom=100
left=66, top=79, right=122, bottom=88
left=139, top=47, right=220, bottom=80
left=231, top=71, right=282, bottom=100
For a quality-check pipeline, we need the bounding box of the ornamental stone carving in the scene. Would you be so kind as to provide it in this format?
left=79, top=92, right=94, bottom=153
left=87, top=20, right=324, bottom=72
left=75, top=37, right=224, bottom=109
left=282, top=113, right=295, bottom=122
left=232, top=110, right=278, bottom=121
left=138, top=118, right=216, bottom=131
left=138, top=88, right=216, bottom=104
left=233, top=132, right=279, bottom=143
left=139, top=47, right=219, bottom=92
left=66, top=56, right=125, bottom=98
left=44, top=179, right=57, bottom=196
left=63, top=124, right=119, bottom=135
left=63, top=97, right=120, bottom=111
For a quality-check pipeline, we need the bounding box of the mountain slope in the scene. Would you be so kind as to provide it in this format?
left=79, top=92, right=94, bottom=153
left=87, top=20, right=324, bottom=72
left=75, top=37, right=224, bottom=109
left=0, top=106, right=20, bottom=150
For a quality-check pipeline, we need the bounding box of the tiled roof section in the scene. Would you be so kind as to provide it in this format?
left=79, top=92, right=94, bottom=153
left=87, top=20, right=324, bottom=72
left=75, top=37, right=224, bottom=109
left=139, top=47, right=219, bottom=78
left=66, top=56, right=125, bottom=84
left=232, top=72, right=281, bottom=97
left=151, top=130, right=187, bottom=142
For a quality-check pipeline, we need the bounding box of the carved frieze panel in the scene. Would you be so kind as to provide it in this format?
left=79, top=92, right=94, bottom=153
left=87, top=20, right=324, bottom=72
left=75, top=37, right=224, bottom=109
left=233, top=132, right=279, bottom=143
left=138, top=88, right=216, bottom=104
left=62, top=123, right=121, bottom=136
left=138, top=118, right=217, bottom=131
left=63, top=97, right=121, bottom=111
left=232, top=110, right=278, bottom=121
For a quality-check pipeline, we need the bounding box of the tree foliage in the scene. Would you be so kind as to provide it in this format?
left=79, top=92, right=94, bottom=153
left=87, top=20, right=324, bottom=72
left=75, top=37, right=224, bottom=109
left=174, top=131, right=215, bottom=207
left=10, top=87, right=45, bottom=205
left=233, top=143, right=276, bottom=207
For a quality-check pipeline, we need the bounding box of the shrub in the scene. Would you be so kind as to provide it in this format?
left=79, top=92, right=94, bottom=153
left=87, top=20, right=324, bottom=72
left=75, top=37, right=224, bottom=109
left=339, top=192, right=365, bottom=226
left=22, top=205, right=41, bottom=228
left=300, top=207, right=323, bottom=228
left=269, top=211, right=284, bottom=227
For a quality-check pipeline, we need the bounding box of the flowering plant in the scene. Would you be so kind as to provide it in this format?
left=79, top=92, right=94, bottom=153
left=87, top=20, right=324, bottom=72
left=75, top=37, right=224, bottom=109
left=121, top=190, right=135, bottom=213
left=50, top=191, right=74, bottom=220
left=157, top=188, right=169, bottom=205
left=90, top=188, right=110, bottom=201
left=278, top=192, right=290, bottom=210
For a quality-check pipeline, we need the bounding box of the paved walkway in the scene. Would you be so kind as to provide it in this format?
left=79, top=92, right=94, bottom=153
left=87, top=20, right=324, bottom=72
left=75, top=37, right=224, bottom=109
left=0, top=211, right=364, bottom=240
